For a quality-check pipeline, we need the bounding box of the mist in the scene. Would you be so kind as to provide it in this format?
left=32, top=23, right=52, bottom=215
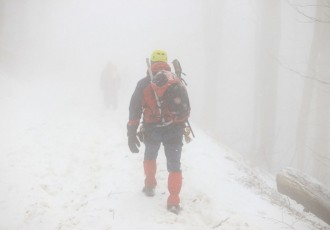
left=1, top=0, right=329, bottom=193
left=200, top=0, right=330, bottom=188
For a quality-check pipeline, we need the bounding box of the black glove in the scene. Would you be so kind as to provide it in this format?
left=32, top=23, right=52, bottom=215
left=127, top=125, right=140, bottom=153
left=128, top=135, right=140, bottom=153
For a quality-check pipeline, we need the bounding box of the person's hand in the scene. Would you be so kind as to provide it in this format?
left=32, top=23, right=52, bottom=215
left=128, top=135, right=140, bottom=153
left=127, top=124, right=140, bottom=153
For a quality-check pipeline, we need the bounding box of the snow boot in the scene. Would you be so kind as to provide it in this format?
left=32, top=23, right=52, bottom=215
left=142, top=186, right=155, bottom=197
left=167, top=172, right=182, bottom=214
left=167, top=204, right=181, bottom=215
left=143, top=160, right=157, bottom=197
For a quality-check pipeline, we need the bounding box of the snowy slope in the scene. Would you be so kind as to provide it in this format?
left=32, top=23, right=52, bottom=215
left=0, top=74, right=329, bottom=230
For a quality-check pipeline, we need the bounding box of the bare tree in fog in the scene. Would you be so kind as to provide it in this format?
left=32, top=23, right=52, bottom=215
left=0, top=0, right=3, bottom=39
left=0, top=0, right=3, bottom=71
left=294, top=0, right=330, bottom=186
left=287, top=0, right=330, bottom=23
left=252, top=1, right=281, bottom=170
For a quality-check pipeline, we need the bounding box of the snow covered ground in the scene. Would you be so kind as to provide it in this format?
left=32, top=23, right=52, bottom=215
left=0, top=74, right=329, bottom=230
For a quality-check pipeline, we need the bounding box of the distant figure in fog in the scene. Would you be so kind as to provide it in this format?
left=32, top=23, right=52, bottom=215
left=100, top=62, right=120, bottom=109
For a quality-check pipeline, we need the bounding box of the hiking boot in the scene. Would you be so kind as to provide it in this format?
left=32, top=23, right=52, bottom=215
left=167, top=204, right=181, bottom=214
left=142, top=186, right=155, bottom=197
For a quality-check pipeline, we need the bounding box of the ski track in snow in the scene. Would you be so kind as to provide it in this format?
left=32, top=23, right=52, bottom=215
left=0, top=76, right=329, bottom=230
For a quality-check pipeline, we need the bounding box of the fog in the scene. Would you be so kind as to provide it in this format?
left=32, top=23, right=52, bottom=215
left=1, top=0, right=329, bottom=188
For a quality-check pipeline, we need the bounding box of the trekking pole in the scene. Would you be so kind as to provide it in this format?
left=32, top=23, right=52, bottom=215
left=172, top=59, right=188, bottom=86
left=187, top=120, right=195, bottom=138
left=172, top=59, right=195, bottom=138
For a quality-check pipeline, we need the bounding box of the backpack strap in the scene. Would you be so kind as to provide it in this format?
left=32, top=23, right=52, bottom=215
left=146, top=58, right=164, bottom=123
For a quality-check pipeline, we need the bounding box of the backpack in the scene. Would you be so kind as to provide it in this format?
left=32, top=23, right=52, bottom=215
left=150, top=70, right=190, bottom=123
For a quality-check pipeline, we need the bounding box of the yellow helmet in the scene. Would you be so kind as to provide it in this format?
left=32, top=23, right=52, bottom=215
left=151, top=50, right=167, bottom=62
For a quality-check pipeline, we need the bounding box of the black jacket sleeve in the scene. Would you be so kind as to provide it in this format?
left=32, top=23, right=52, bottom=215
left=128, top=77, right=149, bottom=126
